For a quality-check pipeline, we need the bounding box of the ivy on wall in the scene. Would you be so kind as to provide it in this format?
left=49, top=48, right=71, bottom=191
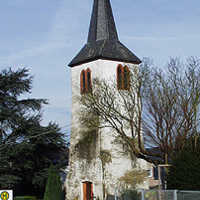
left=118, top=169, right=147, bottom=189
left=75, top=129, right=98, bottom=162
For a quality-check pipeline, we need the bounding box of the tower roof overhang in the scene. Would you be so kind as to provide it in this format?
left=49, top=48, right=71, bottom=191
left=69, top=40, right=141, bottom=67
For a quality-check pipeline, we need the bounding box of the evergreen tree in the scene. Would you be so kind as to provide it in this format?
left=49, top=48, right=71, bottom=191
left=43, top=165, right=63, bottom=200
left=0, top=68, right=68, bottom=197
left=167, top=137, right=200, bottom=190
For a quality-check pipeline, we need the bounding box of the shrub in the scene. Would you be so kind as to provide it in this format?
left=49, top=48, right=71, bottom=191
left=43, top=165, right=63, bottom=200
left=121, top=190, right=141, bottom=200
left=167, top=136, right=200, bottom=190
left=14, top=196, right=37, bottom=200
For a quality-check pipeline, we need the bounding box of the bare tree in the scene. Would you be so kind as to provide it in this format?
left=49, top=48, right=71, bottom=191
left=143, top=57, right=200, bottom=163
left=80, top=57, right=200, bottom=164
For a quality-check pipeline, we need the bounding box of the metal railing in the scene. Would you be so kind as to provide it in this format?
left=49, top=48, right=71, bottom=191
left=139, top=190, right=200, bottom=200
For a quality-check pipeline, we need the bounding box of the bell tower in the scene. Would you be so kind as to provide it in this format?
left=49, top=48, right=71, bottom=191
left=65, top=1, right=147, bottom=199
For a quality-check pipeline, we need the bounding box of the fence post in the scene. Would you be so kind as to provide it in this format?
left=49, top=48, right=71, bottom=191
left=141, top=189, right=145, bottom=200
left=114, top=187, right=117, bottom=200
left=174, top=190, right=177, bottom=200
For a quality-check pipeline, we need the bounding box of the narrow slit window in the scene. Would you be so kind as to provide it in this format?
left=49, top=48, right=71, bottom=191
left=80, top=70, right=86, bottom=94
left=124, top=66, right=130, bottom=90
left=86, top=68, right=92, bottom=92
left=117, top=64, right=123, bottom=89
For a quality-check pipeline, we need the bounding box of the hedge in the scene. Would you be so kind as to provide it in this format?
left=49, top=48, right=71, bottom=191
left=14, top=196, right=37, bottom=200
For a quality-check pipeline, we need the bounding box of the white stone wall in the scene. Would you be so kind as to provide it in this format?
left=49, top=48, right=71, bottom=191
left=65, top=59, right=150, bottom=200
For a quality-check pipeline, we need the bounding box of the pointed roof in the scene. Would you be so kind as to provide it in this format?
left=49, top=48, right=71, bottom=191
left=69, top=0, right=141, bottom=67
left=87, top=0, right=119, bottom=43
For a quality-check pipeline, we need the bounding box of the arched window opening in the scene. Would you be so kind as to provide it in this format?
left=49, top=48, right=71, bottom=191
left=80, top=68, right=92, bottom=94
left=117, top=65, right=130, bottom=90
left=117, top=64, right=123, bottom=89
left=86, top=68, right=92, bottom=92
left=80, top=70, right=86, bottom=94
left=124, top=66, right=130, bottom=90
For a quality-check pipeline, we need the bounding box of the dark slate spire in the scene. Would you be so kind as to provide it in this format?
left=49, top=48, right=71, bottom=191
left=69, top=0, right=141, bottom=67
left=87, top=0, right=118, bottom=42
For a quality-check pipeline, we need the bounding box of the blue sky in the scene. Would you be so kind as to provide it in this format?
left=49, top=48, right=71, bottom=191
left=0, top=0, right=200, bottom=132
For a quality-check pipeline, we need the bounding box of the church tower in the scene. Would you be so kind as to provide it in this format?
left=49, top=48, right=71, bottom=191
left=65, top=0, right=149, bottom=199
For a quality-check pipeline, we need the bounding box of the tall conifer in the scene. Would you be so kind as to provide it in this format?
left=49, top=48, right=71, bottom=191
left=43, top=165, right=63, bottom=200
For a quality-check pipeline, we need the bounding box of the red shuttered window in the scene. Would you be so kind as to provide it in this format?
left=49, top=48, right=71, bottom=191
left=80, top=68, right=92, bottom=94
left=117, top=64, right=130, bottom=90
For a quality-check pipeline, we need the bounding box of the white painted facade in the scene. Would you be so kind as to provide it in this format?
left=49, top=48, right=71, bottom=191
left=65, top=59, right=151, bottom=200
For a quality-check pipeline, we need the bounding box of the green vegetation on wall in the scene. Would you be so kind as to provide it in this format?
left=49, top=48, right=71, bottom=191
left=75, top=129, right=98, bottom=161
left=119, top=169, right=147, bottom=189
left=100, top=150, right=112, bottom=166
